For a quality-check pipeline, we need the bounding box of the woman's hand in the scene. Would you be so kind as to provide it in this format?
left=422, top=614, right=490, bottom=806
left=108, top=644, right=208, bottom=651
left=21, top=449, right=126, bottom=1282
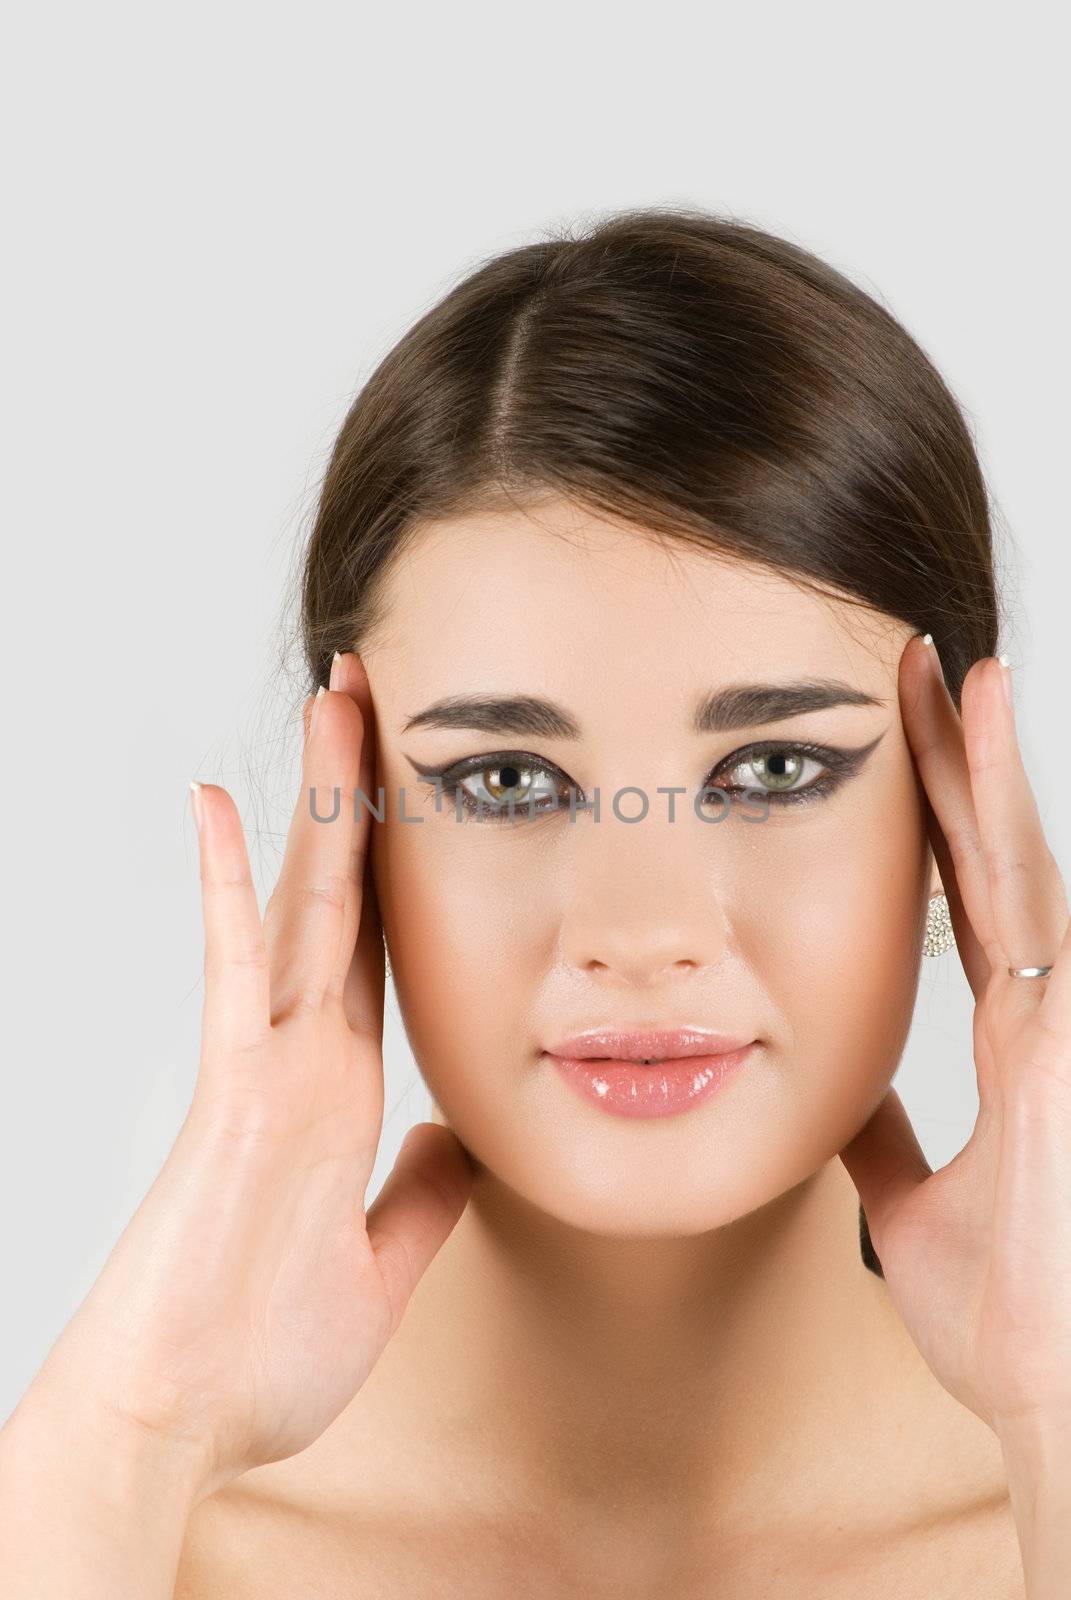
left=22, top=650, right=473, bottom=1502
left=839, top=634, right=1071, bottom=1442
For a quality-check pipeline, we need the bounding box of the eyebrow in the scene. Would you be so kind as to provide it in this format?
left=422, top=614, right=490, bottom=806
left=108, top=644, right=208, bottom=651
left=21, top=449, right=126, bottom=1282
left=401, top=679, right=886, bottom=738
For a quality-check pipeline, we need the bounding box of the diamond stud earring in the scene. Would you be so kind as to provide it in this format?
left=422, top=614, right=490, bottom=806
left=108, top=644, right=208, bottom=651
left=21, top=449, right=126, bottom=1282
left=923, top=890, right=955, bottom=957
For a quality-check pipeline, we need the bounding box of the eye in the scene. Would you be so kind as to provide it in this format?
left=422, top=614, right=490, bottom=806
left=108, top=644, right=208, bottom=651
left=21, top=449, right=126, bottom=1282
left=410, top=735, right=878, bottom=824
left=423, top=754, right=576, bottom=822
left=704, top=741, right=847, bottom=807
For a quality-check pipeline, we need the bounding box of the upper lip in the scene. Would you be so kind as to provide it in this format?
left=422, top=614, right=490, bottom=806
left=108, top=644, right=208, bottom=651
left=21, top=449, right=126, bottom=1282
left=544, top=1027, right=755, bottom=1062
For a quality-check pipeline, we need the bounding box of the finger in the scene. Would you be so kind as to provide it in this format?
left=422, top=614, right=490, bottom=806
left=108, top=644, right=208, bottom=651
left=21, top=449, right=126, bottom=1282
left=838, top=1086, right=933, bottom=1260
left=364, top=1123, right=474, bottom=1337
left=264, top=670, right=365, bottom=1018
left=1033, top=913, right=1071, bottom=1073
left=321, top=651, right=381, bottom=993
left=318, top=651, right=386, bottom=1037
left=899, top=634, right=996, bottom=996
left=192, top=782, right=272, bottom=1065
left=961, top=655, right=1069, bottom=995
left=342, top=849, right=387, bottom=1040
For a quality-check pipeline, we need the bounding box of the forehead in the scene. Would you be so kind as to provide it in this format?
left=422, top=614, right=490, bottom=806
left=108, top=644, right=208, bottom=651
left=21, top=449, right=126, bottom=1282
left=365, top=500, right=906, bottom=699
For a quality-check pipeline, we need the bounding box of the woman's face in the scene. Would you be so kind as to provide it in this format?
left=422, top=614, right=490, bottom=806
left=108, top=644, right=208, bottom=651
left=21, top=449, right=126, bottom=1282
left=362, top=498, right=933, bottom=1236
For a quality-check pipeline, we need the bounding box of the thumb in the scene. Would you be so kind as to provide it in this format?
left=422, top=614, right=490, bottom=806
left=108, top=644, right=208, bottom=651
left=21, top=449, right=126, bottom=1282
left=365, top=1122, right=474, bottom=1334
left=838, top=1086, right=932, bottom=1253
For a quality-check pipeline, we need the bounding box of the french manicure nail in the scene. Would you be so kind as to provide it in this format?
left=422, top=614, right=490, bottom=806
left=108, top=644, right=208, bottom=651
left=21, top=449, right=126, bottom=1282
left=329, top=650, right=343, bottom=691
left=921, top=633, right=945, bottom=684
left=189, top=780, right=204, bottom=831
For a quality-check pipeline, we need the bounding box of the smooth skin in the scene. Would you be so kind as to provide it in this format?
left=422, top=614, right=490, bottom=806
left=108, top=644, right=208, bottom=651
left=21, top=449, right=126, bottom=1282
left=3, top=498, right=1069, bottom=1597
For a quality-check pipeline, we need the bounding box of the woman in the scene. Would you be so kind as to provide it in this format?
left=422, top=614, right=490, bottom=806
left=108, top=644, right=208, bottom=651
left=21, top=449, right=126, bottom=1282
left=2, top=208, right=1069, bottom=1596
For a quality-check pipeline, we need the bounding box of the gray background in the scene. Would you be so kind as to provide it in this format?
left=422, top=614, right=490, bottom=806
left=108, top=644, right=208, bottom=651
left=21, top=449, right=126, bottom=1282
left=2, top=4, right=1067, bottom=1424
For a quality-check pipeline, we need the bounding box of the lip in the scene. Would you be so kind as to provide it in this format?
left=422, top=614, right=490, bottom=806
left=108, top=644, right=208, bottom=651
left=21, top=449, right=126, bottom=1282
left=545, top=1027, right=754, bottom=1061
left=543, top=1028, right=757, bottom=1120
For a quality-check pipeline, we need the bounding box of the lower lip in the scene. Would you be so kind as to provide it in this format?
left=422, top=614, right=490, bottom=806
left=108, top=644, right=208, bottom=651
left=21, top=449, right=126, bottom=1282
left=544, top=1045, right=755, bottom=1119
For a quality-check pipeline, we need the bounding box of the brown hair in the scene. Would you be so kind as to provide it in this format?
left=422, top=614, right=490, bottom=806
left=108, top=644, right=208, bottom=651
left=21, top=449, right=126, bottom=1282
left=296, top=204, right=1009, bottom=1275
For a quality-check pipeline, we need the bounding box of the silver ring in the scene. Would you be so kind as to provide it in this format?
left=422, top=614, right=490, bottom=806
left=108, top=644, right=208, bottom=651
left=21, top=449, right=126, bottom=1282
left=1008, top=965, right=1053, bottom=978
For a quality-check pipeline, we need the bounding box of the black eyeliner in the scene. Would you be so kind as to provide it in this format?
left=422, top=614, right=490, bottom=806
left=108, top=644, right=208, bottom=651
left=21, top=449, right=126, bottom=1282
left=404, top=730, right=886, bottom=821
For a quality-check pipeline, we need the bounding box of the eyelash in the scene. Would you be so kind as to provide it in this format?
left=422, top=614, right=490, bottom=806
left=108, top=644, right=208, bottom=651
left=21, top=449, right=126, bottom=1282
left=415, top=741, right=862, bottom=824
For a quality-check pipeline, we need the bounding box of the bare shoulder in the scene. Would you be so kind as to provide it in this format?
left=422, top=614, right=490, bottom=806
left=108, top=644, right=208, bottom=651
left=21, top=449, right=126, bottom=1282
left=812, top=1493, right=1025, bottom=1600
left=914, top=1495, right=1026, bottom=1598
left=173, top=1475, right=440, bottom=1599
left=838, top=1412, right=1028, bottom=1600
left=173, top=1487, right=267, bottom=1600
left=174, top=1484, right=337, bottom=1600
left=173, top=1480, right=1026, bottom=1600
left=173, top=1476, right=543, bottom=1599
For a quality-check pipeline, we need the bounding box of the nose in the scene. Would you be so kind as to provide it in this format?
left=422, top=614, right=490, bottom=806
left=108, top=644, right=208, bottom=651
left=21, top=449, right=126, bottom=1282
left=557, top=802, right=733, bottom=985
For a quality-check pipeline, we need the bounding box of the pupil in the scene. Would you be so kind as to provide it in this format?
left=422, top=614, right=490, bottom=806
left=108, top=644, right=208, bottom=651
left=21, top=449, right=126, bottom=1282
left=758, top=752, right=800, bottom=790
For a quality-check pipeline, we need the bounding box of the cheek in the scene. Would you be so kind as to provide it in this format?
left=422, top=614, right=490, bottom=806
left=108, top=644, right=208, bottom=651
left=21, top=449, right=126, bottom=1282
left=372, top=810, right=546, bottom=1097
left=750, top=771, right=929, bottom=1148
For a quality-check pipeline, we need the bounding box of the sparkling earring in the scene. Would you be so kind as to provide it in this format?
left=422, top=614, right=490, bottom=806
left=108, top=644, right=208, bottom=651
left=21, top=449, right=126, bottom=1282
left=923, top=891, right=955, bottom=957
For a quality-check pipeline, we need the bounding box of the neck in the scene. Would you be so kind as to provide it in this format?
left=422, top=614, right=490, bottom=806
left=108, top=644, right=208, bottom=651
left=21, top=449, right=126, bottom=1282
left=313, top=1154, right=994, bottom=1543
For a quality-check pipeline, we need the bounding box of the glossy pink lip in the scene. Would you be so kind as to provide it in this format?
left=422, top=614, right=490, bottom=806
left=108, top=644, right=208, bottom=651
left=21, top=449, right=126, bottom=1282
left=545, top=1027, right=754, bottom=1061
left=543, top=1029, right=757, bottom=1120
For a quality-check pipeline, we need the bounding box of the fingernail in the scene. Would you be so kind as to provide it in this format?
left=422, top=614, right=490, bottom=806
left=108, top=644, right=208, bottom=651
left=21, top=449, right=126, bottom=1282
left=329, top=650, right=343, bottom=691
left=189, top=780, right=204, bottom=831
left=310, top=684, right=327, bottom=736
left=921, top=633, right=945, bottom=683
left=997, top=654, right=1014, bottom=715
